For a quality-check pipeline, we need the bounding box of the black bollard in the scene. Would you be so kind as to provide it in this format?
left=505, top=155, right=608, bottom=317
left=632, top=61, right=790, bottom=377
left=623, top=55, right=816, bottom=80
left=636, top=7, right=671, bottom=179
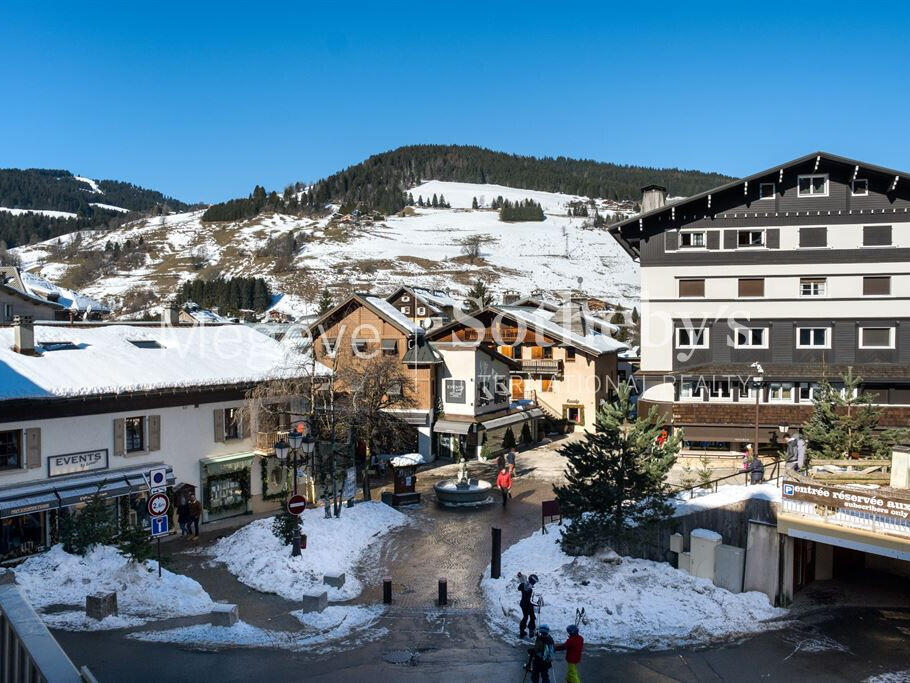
left=438, top=578, right=447, bottom=606
left=383, top=577, right=392, bottom=604
left=491, top=527, right=502, bottom=579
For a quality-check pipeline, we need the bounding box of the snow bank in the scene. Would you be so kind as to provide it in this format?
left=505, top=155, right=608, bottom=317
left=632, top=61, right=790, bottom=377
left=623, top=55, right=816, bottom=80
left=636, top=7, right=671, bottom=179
left=129, top=605, right=387, bottom=652
left=208, top=501, right=410, bottom=601
left=13, top=545, right=214, bottom=630
left=481, top=525, right=786, bottom=650
left=673, top=483, right=781, bottom=517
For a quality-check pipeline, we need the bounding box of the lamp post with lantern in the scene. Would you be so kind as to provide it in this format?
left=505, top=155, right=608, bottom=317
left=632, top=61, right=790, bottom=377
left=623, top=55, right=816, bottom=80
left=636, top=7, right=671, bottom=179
left=275, top=424, right=316, bottom=557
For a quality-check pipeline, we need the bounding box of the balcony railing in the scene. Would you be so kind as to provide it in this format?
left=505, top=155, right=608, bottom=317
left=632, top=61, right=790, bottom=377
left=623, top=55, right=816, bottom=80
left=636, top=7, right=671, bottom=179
left=255, top=430, right=288, bottom=455
left=0, top=583, right=96, bottom=683
left=519, top=358, right=563, bottom=375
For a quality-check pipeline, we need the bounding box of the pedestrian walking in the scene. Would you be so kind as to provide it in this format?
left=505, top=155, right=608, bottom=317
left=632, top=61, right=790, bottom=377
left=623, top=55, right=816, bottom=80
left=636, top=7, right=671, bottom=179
left=177, top=496, right=191, bottom=538
left=795, top=430, right=807, bottom=471
left=785, top=434, right=798, bottom=471
left=496, top=467, right=513, bottom=508
left=188, top=492, right=202, bottom=540
left=497, top=451, right=506, bottom=472
left=506, top=448, right=517, bottom=476
left=517, top=572, right=538, bottom=638
left=526, top=624, right=555, bottom=683
left=555, top=624, right=584, bottom=683
left=748, top=451, right=764, bottom=485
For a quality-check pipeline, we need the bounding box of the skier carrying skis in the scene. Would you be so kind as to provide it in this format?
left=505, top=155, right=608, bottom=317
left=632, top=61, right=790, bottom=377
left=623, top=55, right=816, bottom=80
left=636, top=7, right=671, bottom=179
left=526, top=624, right=555, bottom=683
left=517, top=572, right=538, bottom=638
left=555, top=623, right=584, bottom=683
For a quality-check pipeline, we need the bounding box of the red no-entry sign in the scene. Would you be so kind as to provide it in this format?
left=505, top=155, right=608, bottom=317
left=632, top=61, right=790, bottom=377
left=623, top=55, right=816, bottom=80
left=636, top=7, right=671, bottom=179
left=287, top=494, right=307, bottom=515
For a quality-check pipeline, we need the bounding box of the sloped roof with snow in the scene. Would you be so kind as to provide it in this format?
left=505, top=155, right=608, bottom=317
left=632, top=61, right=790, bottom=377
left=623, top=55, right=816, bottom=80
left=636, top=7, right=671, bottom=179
left=363, top=296, right=424, bottom=334
left=0, top=324, right=328, bottom=401
left=19, top=270, right=110, bottom=314
left=500, top=306, right=627, bottom=355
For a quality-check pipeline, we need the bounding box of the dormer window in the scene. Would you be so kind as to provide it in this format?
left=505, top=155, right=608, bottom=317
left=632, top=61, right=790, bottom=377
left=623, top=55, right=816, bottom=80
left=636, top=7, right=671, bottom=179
left=798, top=174, right=828, bottom=197
left=759, top=183, right=775, bottom=199
left=851, top=179, right=869, bottom=196
left=401, top=295, right=411, bottom=302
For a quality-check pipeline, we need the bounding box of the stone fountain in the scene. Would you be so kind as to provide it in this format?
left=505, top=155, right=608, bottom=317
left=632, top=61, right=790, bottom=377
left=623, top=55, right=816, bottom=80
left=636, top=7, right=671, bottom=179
left=433, top=452, right=494, bottom=506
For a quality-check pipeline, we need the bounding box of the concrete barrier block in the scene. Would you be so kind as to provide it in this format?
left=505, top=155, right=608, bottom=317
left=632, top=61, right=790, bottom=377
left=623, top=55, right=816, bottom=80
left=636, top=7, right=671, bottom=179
left=86, top=592, right=118, bottom=620
left=210, top=603, right=239, bottom=626
left=669, top=533, right=684, bottom=554
left=678, top=551, right=691, bottom=574
left=714, top=544, right=745, bottom=593
left=689, top=528, right=722, bottom=582
left=300, top=590, right=328, bottom=613
left=323, top=572, right=346, bottom=588
left=0, top=569, right=16, bottom=585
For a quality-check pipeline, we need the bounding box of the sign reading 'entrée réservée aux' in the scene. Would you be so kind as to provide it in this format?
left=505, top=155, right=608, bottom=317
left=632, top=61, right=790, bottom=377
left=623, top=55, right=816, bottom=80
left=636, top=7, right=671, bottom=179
left=782, top=479, right=910, bottom=520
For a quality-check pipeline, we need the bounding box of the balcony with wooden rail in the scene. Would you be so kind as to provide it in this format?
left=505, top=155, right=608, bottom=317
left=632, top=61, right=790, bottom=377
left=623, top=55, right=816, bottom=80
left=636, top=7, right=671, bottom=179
left=254, top=430, right=289, bottom=455
left=519, top=358, right=563, bottom=375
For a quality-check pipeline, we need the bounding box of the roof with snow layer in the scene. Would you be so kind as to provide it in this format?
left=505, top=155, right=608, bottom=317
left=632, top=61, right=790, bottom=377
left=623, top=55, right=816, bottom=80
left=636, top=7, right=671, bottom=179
left=0, top=324, right=329, bottom=401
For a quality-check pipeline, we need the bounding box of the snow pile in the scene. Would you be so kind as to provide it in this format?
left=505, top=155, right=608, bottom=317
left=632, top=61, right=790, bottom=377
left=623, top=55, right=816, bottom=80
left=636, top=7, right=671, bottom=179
left=208, top=501, right=410, bottom=601
left=481, top=525, right=786, bottom=650
left=390, top=453, right=424, bottom=467
left=130, top=606, right=387, bottom=652
left=673, top=483, right=781, bottom=517
left=13, top=545, right=215, bottom=630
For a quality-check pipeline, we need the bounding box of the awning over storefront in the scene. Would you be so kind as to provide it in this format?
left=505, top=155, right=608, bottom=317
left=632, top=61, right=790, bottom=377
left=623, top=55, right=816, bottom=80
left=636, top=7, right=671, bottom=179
left=385, top=411, right=431, bottom=427
left=432, top=420, right=474, bottom=435
left=0, top=463, right=176, bottom=518
left=679, top=425, right=760, bottom=443
left=200, top=451, right=256, bottom=466
left=481, top=408, right=544, bottom=431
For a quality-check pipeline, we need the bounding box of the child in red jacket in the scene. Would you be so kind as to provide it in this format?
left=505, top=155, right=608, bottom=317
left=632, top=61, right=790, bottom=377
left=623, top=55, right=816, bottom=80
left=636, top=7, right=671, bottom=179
left=495, top=468, right=512, bottom=508
left=555, top=624, right=584, bottom=683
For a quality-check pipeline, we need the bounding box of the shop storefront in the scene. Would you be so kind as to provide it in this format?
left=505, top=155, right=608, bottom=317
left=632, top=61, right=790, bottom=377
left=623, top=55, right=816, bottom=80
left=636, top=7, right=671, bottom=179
left=0, top=462, right=175, bottom=564
left=200, top=452, right=254, bottom=522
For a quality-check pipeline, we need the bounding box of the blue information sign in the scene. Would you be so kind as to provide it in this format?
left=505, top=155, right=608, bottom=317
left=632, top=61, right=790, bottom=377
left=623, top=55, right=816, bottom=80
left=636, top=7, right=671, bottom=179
left=151, top=515, right=169, bottom=537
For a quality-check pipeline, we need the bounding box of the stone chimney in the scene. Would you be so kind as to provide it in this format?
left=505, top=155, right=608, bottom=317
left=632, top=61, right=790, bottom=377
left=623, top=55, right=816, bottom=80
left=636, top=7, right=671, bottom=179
left=502, top=290, right=521, bottom=305
left=641, top=185, right=668, bottom=213
left=162, top=300, right=179, bottom=326
left=13, top=315, right=35, bottom=355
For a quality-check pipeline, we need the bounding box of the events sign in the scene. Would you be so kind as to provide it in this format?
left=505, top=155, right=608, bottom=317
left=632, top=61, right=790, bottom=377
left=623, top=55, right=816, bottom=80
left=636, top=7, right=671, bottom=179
left=445, top=379, right=466, bottom=404
left=48, top=449, right=109, bottom=478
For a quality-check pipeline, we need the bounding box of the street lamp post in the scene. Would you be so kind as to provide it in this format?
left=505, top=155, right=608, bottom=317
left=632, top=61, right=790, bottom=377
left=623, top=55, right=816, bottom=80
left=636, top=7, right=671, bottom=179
left=275, top=426, right=316, bottom=557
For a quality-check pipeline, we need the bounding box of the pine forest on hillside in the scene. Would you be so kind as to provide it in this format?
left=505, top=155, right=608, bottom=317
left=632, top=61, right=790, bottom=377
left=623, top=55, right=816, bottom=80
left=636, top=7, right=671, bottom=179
left=202, top=144, right=733, bottom=219
left=176, top=277, right=273, bottom=314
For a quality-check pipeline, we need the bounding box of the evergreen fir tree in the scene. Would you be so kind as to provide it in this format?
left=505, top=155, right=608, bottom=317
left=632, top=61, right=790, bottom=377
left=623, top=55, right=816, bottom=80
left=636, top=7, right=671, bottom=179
left=520, top=422, right=532, bottom=444
left=801, top=369, right=905, bottom=460
left=472, top=196, right=479, bottom=209
left=554, top=385, right=681, bottom=555
left=271, top=510, right=301, bottom=546
left=464, top=279, right=494, bottom=311
left=431, top=193, right=439, bottom=208
left=116, top=512, right=153, bottom=563
left=503, top=427, right=517, bottom=449
left=318, top=287, right=333, bottom=315
left=59, top=489, right=117, bottom=555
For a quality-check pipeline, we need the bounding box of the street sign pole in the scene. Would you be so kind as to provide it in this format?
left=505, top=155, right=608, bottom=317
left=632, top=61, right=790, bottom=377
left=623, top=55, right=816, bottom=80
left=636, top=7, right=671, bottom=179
left=157, top=538, right=162, bottom=578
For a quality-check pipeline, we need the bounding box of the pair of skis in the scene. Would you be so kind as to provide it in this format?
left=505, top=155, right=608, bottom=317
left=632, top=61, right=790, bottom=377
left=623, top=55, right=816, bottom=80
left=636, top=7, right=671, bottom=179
left=521, top=606, right=586, bottom=681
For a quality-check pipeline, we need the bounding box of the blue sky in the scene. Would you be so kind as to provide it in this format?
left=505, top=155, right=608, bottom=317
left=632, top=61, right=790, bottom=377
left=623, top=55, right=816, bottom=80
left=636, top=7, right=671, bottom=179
left=1, top=1, right=908, bottom=203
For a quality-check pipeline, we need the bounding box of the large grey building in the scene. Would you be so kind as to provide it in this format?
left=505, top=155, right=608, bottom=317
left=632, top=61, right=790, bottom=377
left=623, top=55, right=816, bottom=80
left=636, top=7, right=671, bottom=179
left=610, top=152, right=910, bottom=452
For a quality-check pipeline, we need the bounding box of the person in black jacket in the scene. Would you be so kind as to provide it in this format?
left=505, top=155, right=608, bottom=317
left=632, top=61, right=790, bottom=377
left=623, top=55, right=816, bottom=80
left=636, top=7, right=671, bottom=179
left=517, top=572, right=538, bottom=638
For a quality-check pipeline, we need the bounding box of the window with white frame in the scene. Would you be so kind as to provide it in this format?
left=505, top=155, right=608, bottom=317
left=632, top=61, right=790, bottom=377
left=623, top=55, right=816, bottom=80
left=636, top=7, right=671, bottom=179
left=851, top=179, right=868, bottom=196
left=798, top=383, right=820, bottom=402
left=734, top=327, right=768, bottom=348
left=399, top=306, right=410, bottom=315
left=676, top=327, right=708, bottom=348
left=759, top=183, right=775, bottom=199
left=768, top=382, right=794, bottom=402
left=401, top=295, right=411, bottom=302
left=737, top=230, right=764, bottom=248
left=416, top=306, right=426, bottom=316
left=859, top=327, right=895, bottom=349
left=799, top=278, right=826, bottom=297
left=679, top=231, right=705, bottom=248
left=680, top=380, right=704, bottom=400
left=798, top=174, right=828, bottom=197
left=710, top=379, right=733, bottom=400
left=797, top=327, right=830, bottom=348
left=738, top=380, right=756, bottom=400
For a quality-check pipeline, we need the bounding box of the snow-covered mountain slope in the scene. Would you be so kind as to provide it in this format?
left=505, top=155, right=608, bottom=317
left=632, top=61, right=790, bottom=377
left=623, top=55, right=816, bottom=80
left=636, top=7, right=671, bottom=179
left=12, top=181, right=639, bottom=319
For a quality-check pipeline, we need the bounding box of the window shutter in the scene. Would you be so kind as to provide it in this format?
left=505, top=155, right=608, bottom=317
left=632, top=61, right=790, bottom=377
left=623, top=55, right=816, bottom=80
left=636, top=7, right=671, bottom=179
left=799, top=227, right=827, bottom=248
left=863, top=225, right=892, bottom=246
left=765, top=229, right=780, bottom=249
left=706, top=231, right=720, bottom=250
left=738, top=278, right=765, bottom=297
left=861, top=328, right=892, bottom=347
left=25, top=428, right=41, bottom=469
left=679, top=279, right=705, bottom=297
left=664, top=230, right=678, bottom=252
left=113, top=418, right=125, bottom=456
left=214, top=409, right=225, bottom=442
left=723, top=230, right=737, bottom=249
left=148, top=415, right=161, bottom=451
left=863, top=276, right=891, bottom=296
